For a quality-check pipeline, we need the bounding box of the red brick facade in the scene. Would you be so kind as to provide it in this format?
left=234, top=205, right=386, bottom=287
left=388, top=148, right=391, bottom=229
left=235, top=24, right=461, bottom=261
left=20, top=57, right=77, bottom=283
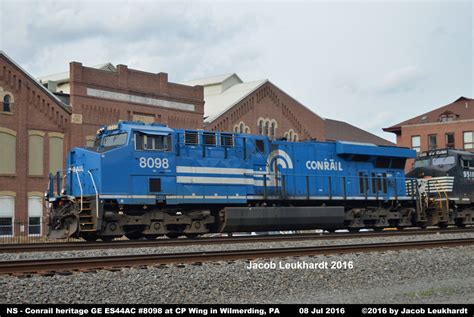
left=384, top=97, right=474, bottom=170
left=0, top=53, right=71, bottom=235
left=205, top=81, right=326, bottom=141
left=69, top=62, right=204, bottom=148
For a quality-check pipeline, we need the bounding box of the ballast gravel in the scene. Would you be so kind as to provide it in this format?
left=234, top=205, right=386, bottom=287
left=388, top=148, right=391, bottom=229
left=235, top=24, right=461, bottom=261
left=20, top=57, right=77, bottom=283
left=0, top=233, right=473, bottom=304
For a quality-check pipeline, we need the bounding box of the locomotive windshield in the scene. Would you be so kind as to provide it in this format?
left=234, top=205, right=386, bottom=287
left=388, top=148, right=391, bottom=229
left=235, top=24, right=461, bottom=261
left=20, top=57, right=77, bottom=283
left=102, top=132, right=128, bottom=148
left=432, top=156, right=455, bottom=166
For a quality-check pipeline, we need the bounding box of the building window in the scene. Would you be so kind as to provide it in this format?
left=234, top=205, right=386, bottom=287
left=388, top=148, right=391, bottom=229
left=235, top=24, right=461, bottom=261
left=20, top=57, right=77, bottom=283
left=3, top=95, right=11, bottom=112
left=464, top=131, right=473, bottom=150
left=49, top=133, right=64, bottom=174
left=264, top=121, right=270, bottom=136
left=28, top=196, right=42, bottom=236
left=270, top=122, right=276, bottom=140
left=258, top=120, right=263, bottom=135
left=28, top=131, right=44, bottom=176
left=411, top=135, right=421, bottom=153
left=0, top=128, right=16, bottom=174
left=428, top=134, right=437, bottom=150
left=0, top=195, right=14, bottom=236
left=85, top=136, right=95, bottom=147
left=239, top=123, right=244, bottom=133
left=445, top=133, right=455, bottom=149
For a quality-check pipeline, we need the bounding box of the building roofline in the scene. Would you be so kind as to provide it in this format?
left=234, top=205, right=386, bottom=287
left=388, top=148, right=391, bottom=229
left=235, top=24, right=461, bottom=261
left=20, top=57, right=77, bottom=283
left=205, top=79, right=268, bottom=123
left=0, top=50, right=71, bottom=114
left=205, top=79, right=325, bottom=124
left=384, top=96, right=472, bottom=132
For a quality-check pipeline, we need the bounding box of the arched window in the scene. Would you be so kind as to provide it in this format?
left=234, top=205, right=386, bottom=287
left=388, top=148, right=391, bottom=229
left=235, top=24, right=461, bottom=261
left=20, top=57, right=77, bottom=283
left=245, top=127, right=250, bottom=133
left=258, top=120, right=263, bottom=135
left=3, top=95, right=11, bottom=112
left=264, top=121, right=269, bottom=136
left=240, top=123, right=244, bottom=133
left=289, top=130, right=293, bottom=140
left=270, top=122, right=276, bottom=140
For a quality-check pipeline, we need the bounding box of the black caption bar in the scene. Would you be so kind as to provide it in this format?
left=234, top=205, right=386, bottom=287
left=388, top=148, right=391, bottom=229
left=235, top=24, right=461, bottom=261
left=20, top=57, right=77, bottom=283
left=0, top=304, right=472, bottom=317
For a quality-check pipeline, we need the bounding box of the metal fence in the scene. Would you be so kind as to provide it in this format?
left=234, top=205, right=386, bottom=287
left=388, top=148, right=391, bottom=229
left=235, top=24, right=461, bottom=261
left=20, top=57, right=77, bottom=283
left=0, top=220, right=84, bottom=244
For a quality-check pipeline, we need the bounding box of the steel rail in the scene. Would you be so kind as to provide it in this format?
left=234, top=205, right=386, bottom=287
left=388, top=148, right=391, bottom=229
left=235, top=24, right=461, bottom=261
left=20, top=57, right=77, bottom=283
left=1, top=227, right=473, bottom=253
left=0, top=238, right=473, bottom=275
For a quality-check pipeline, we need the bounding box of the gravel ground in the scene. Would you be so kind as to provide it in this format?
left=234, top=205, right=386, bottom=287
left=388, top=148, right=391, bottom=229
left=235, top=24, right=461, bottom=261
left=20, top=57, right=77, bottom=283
left=0, top=235, right=473, bottom=304
left=1, top=232, right=473, bottom=261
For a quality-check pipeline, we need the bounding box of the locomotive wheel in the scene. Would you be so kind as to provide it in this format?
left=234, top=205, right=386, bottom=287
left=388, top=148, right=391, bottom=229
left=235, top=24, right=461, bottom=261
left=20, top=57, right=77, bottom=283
left=166, top=233, right=180, bottom=239
left=125, top=232, right=144, bottom=240
left=145, top=235, right=159, bottom=240
left=82, top=233, right=99, bottom=241
left=348, top=228, right=359, bottom=233
left=101, top=236, right=115, bottom=242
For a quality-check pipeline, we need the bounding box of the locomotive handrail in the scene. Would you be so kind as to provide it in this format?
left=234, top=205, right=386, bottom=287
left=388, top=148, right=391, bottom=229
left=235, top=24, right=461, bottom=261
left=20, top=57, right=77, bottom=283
left=74, top=169, right=83, bottom=211
left=87, top=170, right=99, bottom=220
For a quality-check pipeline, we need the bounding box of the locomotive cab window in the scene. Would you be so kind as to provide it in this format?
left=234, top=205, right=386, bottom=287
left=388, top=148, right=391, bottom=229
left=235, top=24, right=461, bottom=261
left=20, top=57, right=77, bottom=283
left=135, top=133, right=171, bottom=151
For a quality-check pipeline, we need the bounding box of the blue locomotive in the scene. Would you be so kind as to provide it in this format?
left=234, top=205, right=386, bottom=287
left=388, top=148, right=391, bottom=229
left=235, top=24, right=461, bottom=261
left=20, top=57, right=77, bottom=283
left=46, top=121, right=468, bottom=241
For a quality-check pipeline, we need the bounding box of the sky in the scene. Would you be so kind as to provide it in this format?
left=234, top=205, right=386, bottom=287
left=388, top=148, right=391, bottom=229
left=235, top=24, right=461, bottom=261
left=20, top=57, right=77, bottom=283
left=0, top=0, right=472, bottom=142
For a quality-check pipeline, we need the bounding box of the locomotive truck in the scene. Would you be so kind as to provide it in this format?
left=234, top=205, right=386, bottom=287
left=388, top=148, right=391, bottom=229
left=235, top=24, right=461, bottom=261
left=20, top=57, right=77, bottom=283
left=46, top=121, right=473, bottom=241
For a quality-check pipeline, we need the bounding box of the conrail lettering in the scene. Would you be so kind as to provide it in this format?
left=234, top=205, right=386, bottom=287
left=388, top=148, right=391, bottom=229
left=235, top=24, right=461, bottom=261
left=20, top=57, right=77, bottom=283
left=306, top=160, right=343, bottom=171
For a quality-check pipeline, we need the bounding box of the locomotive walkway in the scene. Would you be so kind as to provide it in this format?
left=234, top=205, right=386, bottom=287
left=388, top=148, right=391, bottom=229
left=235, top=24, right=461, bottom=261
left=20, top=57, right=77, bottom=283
left=0, top=238, right=473, bottom=276
left=0, top=227, right=472, bottom=254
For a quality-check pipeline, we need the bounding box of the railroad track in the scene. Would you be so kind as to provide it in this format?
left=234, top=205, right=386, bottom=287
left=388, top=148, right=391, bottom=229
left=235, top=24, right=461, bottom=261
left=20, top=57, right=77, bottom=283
left=1, top=227, right=473, bottom=254
left=0, top=238, right=473, bottom=276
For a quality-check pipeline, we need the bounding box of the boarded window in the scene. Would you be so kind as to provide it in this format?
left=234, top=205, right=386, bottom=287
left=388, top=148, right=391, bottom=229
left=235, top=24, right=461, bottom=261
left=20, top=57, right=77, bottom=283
left=28, top=132, right=44, bottom=176
left=221, top=134, right=233, bottom=147
left=204, top=133, right=216, bottom=146
left=49, top=135, right=64, bottom=174
left=185, top=131, right=198, bottom=145
left=0, top=130, right=16, bottom=174
left=85, top=136, right=95, bottom=147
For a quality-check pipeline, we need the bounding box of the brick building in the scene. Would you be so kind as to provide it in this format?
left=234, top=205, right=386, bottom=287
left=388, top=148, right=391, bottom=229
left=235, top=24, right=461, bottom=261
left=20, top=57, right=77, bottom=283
left=183, top=73, right=394, bottom=146
left=0, top=51, right=204, bottom=236
left=0, top=51, right=72, bottom=236
left=41, top=61, right=204, bottom=148
left=383, top=96, right=474, bottom=170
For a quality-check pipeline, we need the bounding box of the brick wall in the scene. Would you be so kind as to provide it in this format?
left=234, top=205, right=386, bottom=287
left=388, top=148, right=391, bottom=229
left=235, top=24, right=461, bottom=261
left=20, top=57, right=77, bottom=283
left=69, top=62, right=204, bottom=148
left=0, top=56, right=70, bottom=227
